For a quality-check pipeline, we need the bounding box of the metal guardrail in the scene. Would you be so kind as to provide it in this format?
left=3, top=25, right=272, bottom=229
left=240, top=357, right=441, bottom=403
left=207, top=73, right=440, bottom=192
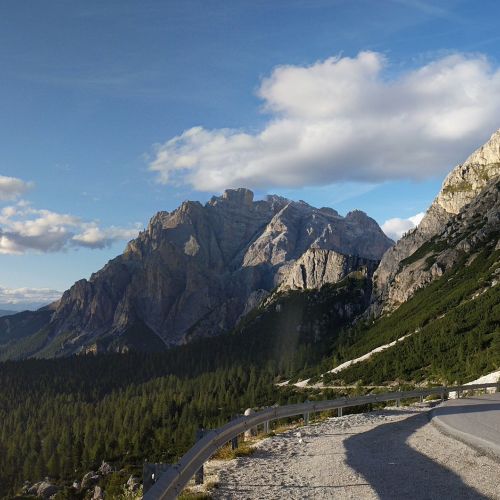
left=144, top=382, right=500, bottom=499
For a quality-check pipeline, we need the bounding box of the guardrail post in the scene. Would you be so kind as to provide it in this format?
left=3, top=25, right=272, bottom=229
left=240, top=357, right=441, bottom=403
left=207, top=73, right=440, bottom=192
left=396, top=398, right=401, bottom=407
left=195, top=429, right=205, bottom=485
left=143, top=462, right=170, bottom=494
left=303, top=399, right=310, bottom=426
left=338, top=407, right=343, bottom=417
left=419, top=395, right=424, bottom=403
left=244, top=408, right=256, bottom=439
left=231, top=435, right=239, bottom=450
left=263, top=420, right=270, bottom=434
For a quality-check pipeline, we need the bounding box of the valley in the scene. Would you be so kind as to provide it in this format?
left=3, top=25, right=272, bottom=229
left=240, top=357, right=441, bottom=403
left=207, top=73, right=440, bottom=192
left=0, top=130, right=499, bottom=498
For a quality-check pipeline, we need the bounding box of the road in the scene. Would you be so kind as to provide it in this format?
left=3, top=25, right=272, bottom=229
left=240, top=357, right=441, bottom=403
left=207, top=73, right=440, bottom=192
left=198, top=407, right=500, bottom=499
left=432, top=393, right=500, bottom=459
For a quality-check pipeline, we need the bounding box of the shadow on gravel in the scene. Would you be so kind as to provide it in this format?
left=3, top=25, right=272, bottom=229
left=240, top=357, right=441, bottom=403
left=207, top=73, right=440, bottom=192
left=345, top=411, right=488, bottom=499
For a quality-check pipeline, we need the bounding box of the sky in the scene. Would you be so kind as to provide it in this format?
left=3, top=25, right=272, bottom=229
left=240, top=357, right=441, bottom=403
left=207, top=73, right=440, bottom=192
left=1, top=0, right=500, bottom=309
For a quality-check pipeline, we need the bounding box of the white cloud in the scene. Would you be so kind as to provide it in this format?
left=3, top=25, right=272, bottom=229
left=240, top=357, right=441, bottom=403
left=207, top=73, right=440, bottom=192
left=0, top=201, right=141, bottom=254
left=149, top=51, right=500, bottom=191
left=0, top=175, right=33, bottom=201
left=73, top=224, right=141, bottom=249
left=0, top=286, right=61, bottom=308
left=382, top=212, right=425, bottom=240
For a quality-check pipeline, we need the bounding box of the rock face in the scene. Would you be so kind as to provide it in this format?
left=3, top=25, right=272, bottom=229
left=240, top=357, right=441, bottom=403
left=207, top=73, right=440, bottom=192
left=0, top=189, right=392, bottom=358
left=372, top=129, right=500, bottom=314
left=277, top=249, right=378, bottom=291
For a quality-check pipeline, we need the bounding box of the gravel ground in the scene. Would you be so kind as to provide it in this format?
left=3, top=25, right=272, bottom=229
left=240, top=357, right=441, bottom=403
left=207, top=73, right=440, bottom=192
left=204, top=406, right=500, bottom=500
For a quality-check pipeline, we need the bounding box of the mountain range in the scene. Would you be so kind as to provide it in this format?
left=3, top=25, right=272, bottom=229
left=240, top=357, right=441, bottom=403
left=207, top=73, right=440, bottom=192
left=0, top=190, right=392, bottom=359
left=1, top=129, right=499, bottom=363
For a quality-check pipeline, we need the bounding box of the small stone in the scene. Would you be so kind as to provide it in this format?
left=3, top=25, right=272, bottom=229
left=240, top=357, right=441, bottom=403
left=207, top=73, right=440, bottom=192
left=93, top=485, right=104, bottom=500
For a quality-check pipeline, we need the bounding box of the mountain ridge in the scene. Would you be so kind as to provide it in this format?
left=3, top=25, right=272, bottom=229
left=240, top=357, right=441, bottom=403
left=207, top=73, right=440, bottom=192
left=372, top=129, right=500, bottom=315
left=0, top=189, right=392, bottom=359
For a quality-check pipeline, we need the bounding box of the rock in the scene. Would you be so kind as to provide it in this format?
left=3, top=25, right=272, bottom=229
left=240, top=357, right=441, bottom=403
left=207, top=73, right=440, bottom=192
left=35, top=481, right=60, bottom=498
left=28, top=483, right=40, bottom=495
left=1, top=188, right=392, bottom=358
left=277, top=248, right=378, bottom=291
left=372, top=129, right=500, bottom=315
left=126, top=475, right=140, bottom=492
left=98, top=461, right=113, bottom=475
left=20, top=481, right=31, bottom=494
left=81, top=471, right=100, bottom=489
left=93, top=485, right=104, bottom=500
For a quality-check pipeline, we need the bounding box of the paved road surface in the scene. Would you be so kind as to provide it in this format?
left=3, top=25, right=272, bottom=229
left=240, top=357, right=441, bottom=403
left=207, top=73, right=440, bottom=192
left=432, top=393, right=500, bottom=459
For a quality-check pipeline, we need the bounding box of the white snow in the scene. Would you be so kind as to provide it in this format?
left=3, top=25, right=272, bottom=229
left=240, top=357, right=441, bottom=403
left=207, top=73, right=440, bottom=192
left=449, top=369, right=500, bottom=399
left=278, top=331, right=416, bottom=389
left=327, top=332, right=414, bottom=375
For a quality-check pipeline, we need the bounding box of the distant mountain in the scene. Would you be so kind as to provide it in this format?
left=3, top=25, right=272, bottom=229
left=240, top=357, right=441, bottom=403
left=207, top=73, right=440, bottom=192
left=0, top=189, right=392, bottom=359
left=0, top=310, right=17, bottom=317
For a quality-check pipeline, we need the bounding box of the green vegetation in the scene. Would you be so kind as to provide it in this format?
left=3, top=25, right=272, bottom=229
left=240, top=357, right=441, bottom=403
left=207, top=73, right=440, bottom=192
left=442, top=180, right=473, bottom=194
left=0, top=239, right=498, bottom=497
left=399, top=236, right=448, bottom=268
left=0, top=277, right=366, bottom=497
left=331, top=245, right=499, bottom=385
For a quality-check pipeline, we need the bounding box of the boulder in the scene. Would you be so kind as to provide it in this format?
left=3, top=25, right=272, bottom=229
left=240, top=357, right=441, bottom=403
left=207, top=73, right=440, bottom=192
left=93, top=485, right=104, bottom=500
left=126, top=475, right=140, bottom=492
left=98, top=461, right=113, bottom=475
left=36, top=481, right=60, bottom=498
left=81, top=471, right=100, bottom=489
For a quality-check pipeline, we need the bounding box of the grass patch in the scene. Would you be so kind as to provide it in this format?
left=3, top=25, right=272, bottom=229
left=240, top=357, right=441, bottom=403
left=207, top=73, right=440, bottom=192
left=211, top=440, right=256, bottom=460
left=179, top=490, right=212, bottom=500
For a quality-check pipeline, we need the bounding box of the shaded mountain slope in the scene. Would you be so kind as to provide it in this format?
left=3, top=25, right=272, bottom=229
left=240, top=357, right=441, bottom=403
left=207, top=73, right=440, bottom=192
left=0, top=189, right=391, bottom=359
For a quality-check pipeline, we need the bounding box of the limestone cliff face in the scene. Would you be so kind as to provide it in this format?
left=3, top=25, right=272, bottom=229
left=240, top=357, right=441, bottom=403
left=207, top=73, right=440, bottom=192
left=372, top=129, right=500, bottom=315
left=3, top=189, right=392, bottom=357
left=277, top=249, right=378, bottom=292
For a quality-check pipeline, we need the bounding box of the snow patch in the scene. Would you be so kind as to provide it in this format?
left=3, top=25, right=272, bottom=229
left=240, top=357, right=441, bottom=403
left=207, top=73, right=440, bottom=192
left=449, top=370, right=500, bottom=399
left=327, top=332, right=414, bottom=375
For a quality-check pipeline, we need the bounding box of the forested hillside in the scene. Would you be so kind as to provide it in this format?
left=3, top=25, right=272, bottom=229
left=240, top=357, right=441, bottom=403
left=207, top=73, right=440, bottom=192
left=325, top=243, right=499, bottom=384
left=0, top=276, right=366, bottom=497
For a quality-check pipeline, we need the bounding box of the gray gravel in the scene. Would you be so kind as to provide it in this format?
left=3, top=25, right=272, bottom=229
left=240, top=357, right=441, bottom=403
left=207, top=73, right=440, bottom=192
left=207, top=407, right=500, bottom=499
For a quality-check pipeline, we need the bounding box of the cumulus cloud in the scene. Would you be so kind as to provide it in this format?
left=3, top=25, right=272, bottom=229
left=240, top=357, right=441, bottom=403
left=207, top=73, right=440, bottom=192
left=382, top=212, right=425, bottom=241
left=149, top=51, right=500, bottom=191
left=0, top=285, right=61, bottom=308
left=0, top=201, right=141, bottom=254
left=72, top=224, right=141, bottom=249
left=0, top=175, right=33, bottom=201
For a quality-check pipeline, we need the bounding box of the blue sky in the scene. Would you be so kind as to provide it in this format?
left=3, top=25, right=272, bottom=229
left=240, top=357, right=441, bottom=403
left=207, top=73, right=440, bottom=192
left=1, top=0, right=499, bottom=309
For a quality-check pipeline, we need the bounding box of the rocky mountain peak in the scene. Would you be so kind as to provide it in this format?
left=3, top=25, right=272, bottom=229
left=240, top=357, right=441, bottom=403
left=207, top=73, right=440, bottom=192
left=372, top=128, right=500, bottom=315
left=209, top=188, right=255, bottom=208
left=1, top=188, right=393, bottom=358
left=435, top=129, right=500, bottom=215
left=463, top=128, right=500, bottom=166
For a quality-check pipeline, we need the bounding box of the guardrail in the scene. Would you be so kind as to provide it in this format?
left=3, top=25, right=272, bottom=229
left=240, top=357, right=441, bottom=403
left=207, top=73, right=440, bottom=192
left=144, top=382, right=500, bottom=499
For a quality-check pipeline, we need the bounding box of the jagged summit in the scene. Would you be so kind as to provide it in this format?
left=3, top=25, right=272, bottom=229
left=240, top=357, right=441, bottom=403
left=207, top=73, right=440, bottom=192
left=209, top=187, right=255, bottom=207
left=436, top=129, right=500, bottom=215
left=372, top=128, right=500, bottom=314
left=0, top=189, right=392, bottom=359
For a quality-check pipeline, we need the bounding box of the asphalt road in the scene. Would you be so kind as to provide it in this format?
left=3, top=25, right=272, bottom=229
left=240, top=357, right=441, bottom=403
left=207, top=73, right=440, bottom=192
left=432, top=393, right=500, bottom=459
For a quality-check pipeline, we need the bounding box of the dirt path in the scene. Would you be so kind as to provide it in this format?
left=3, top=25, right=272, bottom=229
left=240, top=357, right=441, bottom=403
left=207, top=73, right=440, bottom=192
left=207, top=407, right=500, bottom=499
